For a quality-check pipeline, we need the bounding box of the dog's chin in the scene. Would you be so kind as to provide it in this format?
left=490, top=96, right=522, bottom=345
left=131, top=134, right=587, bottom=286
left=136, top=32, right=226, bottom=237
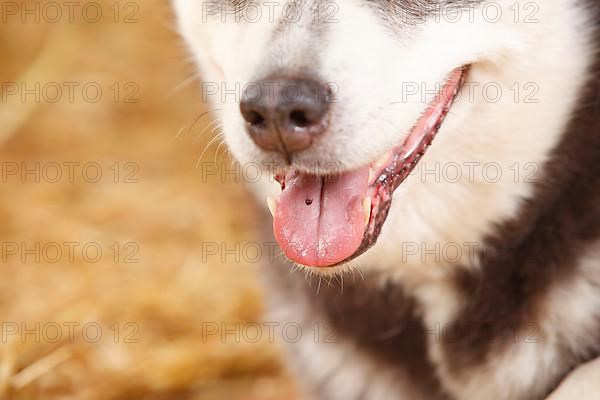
left=264, top=66, right=470, bottom=271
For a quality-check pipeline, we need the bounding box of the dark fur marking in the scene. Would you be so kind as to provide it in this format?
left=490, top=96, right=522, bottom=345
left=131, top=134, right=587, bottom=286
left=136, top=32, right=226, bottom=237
left=312, top=275, right=452, bottom=399
left=366, top=0, right=487, bottom=25
left=261, top=258, right=452, bottom=399
left=444, top=0, right=600, bottom=379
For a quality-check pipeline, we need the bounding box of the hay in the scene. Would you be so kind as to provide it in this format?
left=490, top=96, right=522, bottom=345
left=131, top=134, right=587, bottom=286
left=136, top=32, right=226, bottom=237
left=0, top=1, right=296, bottom=398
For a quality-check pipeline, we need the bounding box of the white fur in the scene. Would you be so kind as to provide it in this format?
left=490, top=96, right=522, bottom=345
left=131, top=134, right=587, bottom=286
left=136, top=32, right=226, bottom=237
left=275, top=319, right=426, bottom=400
left=548, top=357, right=600, bottom=400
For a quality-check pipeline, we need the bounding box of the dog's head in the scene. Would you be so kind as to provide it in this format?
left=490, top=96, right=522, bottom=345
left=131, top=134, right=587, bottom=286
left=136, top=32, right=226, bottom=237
left=175, top=0, right=591, bottom=272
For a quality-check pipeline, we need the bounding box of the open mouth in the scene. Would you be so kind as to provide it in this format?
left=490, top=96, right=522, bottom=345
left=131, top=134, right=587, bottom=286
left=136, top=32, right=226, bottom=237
left=267, top=66, right=469, bottom=268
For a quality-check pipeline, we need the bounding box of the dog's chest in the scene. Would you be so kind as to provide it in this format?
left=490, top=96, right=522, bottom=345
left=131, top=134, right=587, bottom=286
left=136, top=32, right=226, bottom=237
left=262, top=243, right=600, bottom=400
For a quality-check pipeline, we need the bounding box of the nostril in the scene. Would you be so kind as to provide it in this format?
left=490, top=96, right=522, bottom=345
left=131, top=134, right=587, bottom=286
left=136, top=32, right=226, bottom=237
left=289, top=110, right=310, bottom=128
left=246, top=110, right=265, bottom=126
left=240, top=102, right=267, bottom=127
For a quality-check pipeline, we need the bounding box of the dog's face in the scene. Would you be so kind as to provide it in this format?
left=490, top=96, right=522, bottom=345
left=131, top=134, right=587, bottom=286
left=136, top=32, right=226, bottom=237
left=175, top=0, right=590, bottom=272
left=176, top=0, right=495, bottom=171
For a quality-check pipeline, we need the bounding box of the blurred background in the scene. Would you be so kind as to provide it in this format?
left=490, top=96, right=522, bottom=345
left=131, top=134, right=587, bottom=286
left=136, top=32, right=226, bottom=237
left=0, top=1, right=297, bottom=399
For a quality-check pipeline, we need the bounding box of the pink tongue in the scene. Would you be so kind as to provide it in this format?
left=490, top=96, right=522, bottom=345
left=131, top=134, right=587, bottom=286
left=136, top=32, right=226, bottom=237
left=273, top=167, right=370, bottom=267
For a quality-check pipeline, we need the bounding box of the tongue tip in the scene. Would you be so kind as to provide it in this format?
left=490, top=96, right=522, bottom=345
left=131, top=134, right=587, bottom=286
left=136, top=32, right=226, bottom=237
left=273, top=217, right=366, bottom=268
left=275, top=238, right=360, bottom=268
left=290, top=255, right=344, bottom=268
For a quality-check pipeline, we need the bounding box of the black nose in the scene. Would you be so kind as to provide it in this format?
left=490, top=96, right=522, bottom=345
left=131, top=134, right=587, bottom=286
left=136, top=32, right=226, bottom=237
left=240, top=77, right=331, bottom=159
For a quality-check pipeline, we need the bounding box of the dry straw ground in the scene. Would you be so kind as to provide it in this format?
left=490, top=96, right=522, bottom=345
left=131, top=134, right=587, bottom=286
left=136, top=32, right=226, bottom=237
left=0, top=1, right=297, bottom=399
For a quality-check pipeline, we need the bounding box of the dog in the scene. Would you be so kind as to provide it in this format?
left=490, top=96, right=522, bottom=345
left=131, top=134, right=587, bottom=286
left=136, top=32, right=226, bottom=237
left=173, top=1, right=600, bottom=398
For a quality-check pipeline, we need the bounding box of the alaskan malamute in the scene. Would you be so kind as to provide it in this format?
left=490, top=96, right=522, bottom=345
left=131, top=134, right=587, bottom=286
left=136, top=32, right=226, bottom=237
left=174, top=1, right=600, bottom=398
